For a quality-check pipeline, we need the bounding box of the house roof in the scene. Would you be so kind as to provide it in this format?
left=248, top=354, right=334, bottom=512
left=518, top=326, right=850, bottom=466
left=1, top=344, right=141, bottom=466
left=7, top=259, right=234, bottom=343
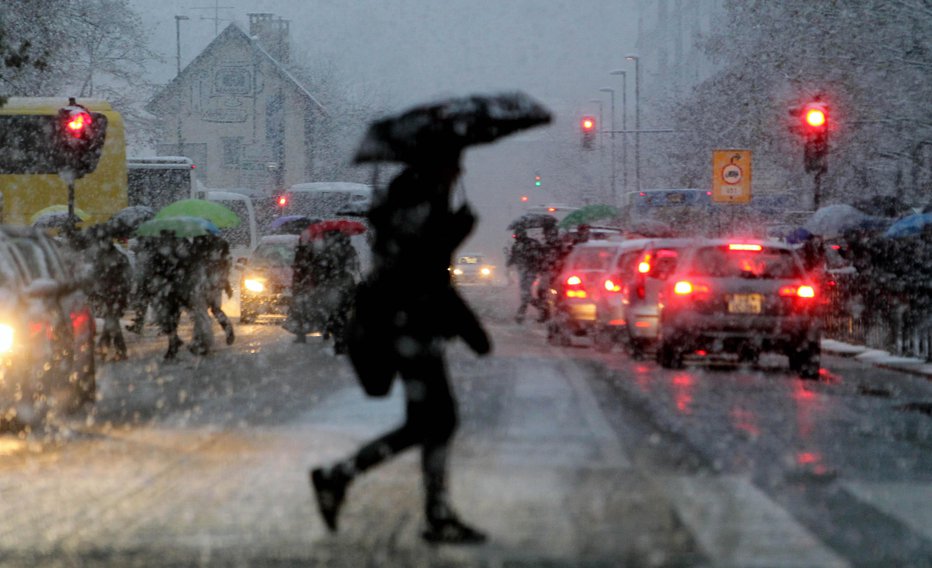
left=147, top=23, right=327, bottom=115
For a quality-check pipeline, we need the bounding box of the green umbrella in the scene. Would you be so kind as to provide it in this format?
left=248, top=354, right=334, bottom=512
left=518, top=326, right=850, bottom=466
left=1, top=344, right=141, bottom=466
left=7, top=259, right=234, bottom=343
left=155, top=199, right=240, bottom=228
left=558, top=204, right=619, bottom=229
left=136, top=216, right=221, bottom=238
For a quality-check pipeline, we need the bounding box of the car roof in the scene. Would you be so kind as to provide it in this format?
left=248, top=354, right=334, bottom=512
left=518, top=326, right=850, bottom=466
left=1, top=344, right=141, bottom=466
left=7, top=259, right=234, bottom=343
left=288, top=182, right=372, bottom=194
left=257, top=234, right=300, bottom=246
left=684, top=237, right=796, bottom=251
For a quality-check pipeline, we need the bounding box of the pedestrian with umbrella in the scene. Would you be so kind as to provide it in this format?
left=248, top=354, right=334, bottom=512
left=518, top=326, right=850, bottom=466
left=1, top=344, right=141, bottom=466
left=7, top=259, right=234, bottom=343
left=310, top=92, right=550, bottom=544
left=198, top=233, right=236, bottom=346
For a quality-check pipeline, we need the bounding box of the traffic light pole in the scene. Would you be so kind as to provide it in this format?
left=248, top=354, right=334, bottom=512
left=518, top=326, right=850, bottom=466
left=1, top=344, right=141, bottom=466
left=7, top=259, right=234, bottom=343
left=813, top=170, right=823, bottom=210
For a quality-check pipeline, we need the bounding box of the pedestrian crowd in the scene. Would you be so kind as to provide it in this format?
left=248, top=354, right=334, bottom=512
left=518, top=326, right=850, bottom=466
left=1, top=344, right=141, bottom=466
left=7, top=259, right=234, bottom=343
left=73, top=229, right=236, bottom=361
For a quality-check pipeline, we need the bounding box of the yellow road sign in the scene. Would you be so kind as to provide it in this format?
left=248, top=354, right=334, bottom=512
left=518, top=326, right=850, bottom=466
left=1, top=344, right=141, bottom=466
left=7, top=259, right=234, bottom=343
left=712, top=149, right=752, bottom=204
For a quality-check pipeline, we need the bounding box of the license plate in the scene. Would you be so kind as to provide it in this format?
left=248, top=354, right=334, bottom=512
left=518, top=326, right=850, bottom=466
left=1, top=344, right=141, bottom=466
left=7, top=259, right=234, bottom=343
left=728, top=294, right=762, bottom=314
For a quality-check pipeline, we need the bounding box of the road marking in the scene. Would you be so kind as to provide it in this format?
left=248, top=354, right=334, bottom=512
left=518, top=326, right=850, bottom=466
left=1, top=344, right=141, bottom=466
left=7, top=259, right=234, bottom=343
left=843, top=481, right=932, bottom=541
left=662, top=475, right=849, bottom=568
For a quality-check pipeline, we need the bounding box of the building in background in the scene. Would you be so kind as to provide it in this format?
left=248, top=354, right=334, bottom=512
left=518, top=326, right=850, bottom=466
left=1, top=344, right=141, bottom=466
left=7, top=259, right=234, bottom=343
left=146, top=13, right=327, bottom=193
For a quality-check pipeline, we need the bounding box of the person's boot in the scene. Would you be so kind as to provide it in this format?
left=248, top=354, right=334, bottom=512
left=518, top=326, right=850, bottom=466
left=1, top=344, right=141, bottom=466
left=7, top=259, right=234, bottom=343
left=224, top=324, right=235, bottom=346
left=423, top=500, right=487, bottom=545
left=164, top=335, right=183, bottom=360
left=113, top=334, right=128, bottom=361
left=310, top=466, right=350, bottom=532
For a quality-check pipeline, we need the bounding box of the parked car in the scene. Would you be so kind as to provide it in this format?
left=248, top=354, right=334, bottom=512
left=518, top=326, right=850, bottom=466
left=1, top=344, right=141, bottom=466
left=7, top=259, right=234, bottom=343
left=450, top=253, right=495, bottom=285
left=655, top=239, right=822, bottom=377
left=239, top=234, right=300, bottom=323
left=0, top=227, right=96, bottom=429
left=596, top=238, right=696, bottom=356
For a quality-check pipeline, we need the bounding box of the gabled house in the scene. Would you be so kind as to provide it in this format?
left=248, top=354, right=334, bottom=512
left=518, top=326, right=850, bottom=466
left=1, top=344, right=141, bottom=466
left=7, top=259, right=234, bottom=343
left=147, top=14, right=327, bottom=193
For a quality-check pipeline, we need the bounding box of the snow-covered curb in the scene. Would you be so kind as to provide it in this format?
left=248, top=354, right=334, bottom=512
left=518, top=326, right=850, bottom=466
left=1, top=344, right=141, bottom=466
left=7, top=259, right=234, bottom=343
left=822, top=339, right=932, bottom=379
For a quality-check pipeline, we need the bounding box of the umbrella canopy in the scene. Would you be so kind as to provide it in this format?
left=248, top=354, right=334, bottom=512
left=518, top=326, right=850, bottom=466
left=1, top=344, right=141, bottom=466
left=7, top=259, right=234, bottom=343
left=803, top=204, right=873, bottom=238
left=268, top=215, right=320, bottom=235
left=301, top=219, right=367, bottom=242
left=558, top=204, right=619, bottom=229
left=104, top=205, right=155, bottom=237
left=30, top=205, right=90, bottom=226
left=507, top=213, right=557, bottom=232
left=136, top=216, right=220, bottom=238
left=155, top=199, right=240, bottom=228
left=354, top=91, right=552, bottom=164
left=883, top=212, right=932, bottom=238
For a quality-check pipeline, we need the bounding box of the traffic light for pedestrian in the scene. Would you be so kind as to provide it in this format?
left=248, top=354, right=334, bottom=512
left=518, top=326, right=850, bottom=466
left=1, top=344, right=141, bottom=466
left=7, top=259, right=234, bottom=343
left=520, top=195, right=529, bottom=203
left=581, top=116, right=596, bottom=149
left=54, top=97, right=107, bottom=180
left=791, top=99, right=828, bottom=175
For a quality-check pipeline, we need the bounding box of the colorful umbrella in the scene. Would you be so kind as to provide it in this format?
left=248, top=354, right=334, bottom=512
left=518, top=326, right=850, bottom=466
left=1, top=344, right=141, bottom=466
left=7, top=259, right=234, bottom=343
left=884, top=212, right=932, bottom=238
left=136, top=216, right=221, bottom=238
left=558, top=204, right=619, bottom=229
left=155, top=199, right=240, bottom=228
left=301, top=219, right=367, bottom=241
left=268, top=215, right=320, bottom=235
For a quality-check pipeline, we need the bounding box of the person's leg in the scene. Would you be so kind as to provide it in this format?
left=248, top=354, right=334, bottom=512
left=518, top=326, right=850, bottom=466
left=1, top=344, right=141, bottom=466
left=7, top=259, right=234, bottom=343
left=209, top=298, right=235, bottom=345
left=516, top=271, right=533, bottom=323
left=105, top=310, right=127, bottom=360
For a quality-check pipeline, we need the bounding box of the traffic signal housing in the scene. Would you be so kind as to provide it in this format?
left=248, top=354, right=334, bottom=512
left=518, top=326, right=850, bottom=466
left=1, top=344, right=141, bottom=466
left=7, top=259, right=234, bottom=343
left=534, top=174, right=542, bottom=187
left=54, top=98, right=107, bottom=180
left=792, top=100, right=828, bottom=175
left=581, top=116, right=596, bottom=149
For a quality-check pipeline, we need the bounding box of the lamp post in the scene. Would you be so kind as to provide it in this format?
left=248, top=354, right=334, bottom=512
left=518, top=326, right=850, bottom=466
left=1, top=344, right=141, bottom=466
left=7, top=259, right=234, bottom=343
left=625, top=54, right=641, bottom=191
left=599, top=88, right=616, bottom=204
left=610, top=70, right=627, bottom=193
left=174, top=15, right=189, bottom=75
left=175, top=15, right=189, bottom=155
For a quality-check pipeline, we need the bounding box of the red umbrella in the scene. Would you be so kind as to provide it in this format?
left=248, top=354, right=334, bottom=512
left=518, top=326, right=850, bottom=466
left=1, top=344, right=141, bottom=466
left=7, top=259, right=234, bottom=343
left=302, top=219, right=367, bottom=241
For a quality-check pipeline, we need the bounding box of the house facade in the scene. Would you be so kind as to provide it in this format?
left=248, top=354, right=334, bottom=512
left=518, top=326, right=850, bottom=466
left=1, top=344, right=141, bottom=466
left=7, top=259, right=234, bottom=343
left=147, top=14, right=327, bottom=193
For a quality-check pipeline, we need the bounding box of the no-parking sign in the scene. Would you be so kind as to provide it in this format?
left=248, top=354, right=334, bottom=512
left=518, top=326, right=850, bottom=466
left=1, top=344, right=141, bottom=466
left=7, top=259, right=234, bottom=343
left=712, top=150, right=752, bottom=204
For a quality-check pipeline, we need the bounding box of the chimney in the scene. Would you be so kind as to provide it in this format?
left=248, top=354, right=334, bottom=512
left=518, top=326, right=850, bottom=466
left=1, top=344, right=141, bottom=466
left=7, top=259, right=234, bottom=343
left=248, top=13, right=290, bottom=63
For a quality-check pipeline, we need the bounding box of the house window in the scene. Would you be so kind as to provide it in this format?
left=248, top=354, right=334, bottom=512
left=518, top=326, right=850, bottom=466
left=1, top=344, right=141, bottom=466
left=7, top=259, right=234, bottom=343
left=221, top=137, right=242, bottom=166
left=214, top=66, right=251, bottom=95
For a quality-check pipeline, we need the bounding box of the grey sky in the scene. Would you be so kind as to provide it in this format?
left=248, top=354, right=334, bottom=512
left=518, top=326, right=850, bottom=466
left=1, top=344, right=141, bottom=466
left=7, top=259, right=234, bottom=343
left=132, top=0, right=639, bottom=261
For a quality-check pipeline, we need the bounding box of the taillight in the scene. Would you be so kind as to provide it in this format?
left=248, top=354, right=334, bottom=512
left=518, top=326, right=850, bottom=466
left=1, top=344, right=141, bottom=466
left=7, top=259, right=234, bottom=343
left=672, top=281, right=710, bottom=297
left=71, top=310, right=92, bottom=332
left=779, top=285, right=816, bottom=299
left=674, top=281, right=694, bottom=295
left=728, top=243, right=762, bottom=251
left=637, top=261, right=650, bottom=274
left=565, top=274, right=587, bottom=298
left=604, top=278, right=621, bottom=293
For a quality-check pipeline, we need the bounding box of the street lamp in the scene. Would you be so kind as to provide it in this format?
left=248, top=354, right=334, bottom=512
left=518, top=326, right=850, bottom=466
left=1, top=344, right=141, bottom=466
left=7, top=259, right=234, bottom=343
left=599, top=88, right=616, bottom=204
left=609, top=70, right=627, bottom=193
left=175, top=15, right=190, bottom=155
left=625, top=54, right=641, bottom=191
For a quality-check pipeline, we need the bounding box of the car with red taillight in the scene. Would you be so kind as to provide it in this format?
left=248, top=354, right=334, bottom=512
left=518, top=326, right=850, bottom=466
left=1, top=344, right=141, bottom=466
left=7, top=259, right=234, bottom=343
left=655, top=239, right=821, bottom=377
left=595, top=238, right=695, bottom=355
left=546, top=240, right=628, bottom=345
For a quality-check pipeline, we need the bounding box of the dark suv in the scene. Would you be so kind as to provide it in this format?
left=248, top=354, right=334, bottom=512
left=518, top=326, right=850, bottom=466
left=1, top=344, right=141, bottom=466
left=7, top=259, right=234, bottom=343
left=655, top=239, right=821, bottom=377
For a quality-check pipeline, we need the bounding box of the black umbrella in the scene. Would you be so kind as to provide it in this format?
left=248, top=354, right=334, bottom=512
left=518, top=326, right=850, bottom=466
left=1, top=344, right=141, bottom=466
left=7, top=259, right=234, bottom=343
left=354, top=91, right=552, bottom=164
left=507, top=213, right=557, bottom=231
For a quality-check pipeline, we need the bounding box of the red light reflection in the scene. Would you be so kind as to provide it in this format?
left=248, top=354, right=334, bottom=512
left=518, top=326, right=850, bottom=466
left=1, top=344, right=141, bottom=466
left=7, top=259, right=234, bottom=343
left=672, top=373, right=694, bottom=414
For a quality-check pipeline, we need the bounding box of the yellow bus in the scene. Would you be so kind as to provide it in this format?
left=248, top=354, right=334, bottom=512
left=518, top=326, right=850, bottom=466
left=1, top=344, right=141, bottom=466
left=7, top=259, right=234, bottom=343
left=0, top=97, right=127, bottom=227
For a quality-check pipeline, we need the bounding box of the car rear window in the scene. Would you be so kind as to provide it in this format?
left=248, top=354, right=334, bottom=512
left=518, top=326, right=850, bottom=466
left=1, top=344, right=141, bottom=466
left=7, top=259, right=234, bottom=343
left=692, top=246, right=803, bottom=279
left=252, top=243, right=296, bottom=267
left=457, top=256, right=483, bottom=265
left=567, top=246, right=617, bottom=270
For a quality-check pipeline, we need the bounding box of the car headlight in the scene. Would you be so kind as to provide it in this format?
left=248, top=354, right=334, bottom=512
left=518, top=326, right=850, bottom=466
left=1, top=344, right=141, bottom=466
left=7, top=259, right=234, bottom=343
left=453, top=268, right=464, bottom=276
left=243, top=278, right=266, bottom=293
left=480, top=267, right=492, bottom=276
left=0, top=324, right=14, bottom=354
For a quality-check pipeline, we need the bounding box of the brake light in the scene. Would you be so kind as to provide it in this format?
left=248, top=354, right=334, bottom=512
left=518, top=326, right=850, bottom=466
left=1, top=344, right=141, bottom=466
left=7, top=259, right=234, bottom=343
left=673, top=281, right=710, bottom=297
left=674, top=281, right=693, bottom=295
left=728, top=243, right=762, bottom=251
left=604, top=278, right=621, bottom=292
left=565, top=274, right=587, bottom=298
left=638, top=261, right=650, bottom=274
left=567, top=290, right=588, bottom=298
left=71, top=310, right=91, bottom=332
left=779, top=285, right=816, bottom=298
left=566, top=275, right=582, bottom=286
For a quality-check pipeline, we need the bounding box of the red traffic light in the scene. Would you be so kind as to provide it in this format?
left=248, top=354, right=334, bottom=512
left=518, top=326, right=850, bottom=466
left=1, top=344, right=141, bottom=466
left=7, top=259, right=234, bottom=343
left=805, top=108, right=826, bottom=128
left=581, top=116, right=596, bottom=132
left=278, top=195, right=288, bottom=206
left=65, top=110, right=92, bottom=137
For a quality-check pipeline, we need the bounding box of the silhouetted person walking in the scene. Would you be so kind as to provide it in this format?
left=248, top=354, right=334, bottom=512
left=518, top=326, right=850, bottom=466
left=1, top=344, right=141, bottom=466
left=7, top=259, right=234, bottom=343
left=507, top=228, right=543, bottom=323
left=310, top=156, right=491, bottom=544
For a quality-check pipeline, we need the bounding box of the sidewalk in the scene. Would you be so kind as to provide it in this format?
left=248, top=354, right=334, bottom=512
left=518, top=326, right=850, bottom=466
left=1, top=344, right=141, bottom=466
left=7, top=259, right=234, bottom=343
left=822, top=338, right=932, bottom=379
